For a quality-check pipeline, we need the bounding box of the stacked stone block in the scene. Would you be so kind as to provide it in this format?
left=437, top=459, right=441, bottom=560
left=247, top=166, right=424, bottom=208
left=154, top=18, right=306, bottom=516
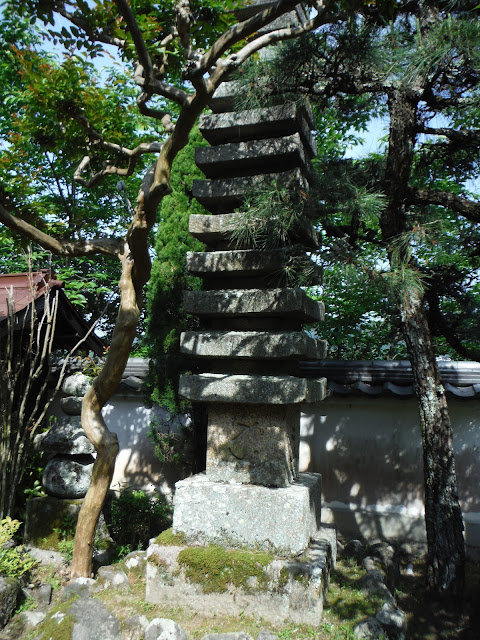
left=37, top=373, right=94, bottom=499
left=173, top=3, right=327, bottom=555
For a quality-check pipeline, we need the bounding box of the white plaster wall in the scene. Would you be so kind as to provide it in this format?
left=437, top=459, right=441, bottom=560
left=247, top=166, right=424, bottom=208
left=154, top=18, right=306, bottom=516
left=300, top=396, right=480, bottom=546
left=51, top=388, right=480, bottom=546
left=101, top=395, right=191, bottom=500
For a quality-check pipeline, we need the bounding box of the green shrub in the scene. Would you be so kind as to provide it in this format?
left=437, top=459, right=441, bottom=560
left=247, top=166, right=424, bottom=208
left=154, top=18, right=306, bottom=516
left=107, top=489, right=171, bottom=550
left=0, top=517, right=37, bottom=578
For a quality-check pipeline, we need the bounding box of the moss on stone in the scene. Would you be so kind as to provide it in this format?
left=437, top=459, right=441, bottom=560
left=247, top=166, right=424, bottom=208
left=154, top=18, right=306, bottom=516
left=34, top=597, right=77, bottom=640
left=155, top=529, right=187, bottom=546
left=178, top=545, right=273, bottom=594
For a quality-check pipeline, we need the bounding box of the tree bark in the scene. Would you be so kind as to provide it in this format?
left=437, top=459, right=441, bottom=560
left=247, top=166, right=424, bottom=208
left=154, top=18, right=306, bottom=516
left=71, top=248, right=139, bottom=578
left=382, top=89, right=465, bottom=598
left=400, top=288, right=465, bottom=597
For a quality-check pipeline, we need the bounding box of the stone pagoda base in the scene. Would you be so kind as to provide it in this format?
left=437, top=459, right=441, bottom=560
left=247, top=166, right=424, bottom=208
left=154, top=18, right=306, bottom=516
left=146, top=527, right=336, bottom=626
left=172, top=472, right=322, bottom=555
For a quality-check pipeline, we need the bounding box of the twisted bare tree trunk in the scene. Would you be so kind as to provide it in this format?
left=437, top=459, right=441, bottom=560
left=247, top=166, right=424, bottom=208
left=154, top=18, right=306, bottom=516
left=71, top=250, right=139, bottom=578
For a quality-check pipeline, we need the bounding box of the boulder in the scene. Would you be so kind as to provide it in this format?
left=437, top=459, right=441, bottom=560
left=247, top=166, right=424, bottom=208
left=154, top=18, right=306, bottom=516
left=68, top=597, right=120, bottom=640
left=257, top=632, right=279, bottom=640
left=36, top=417, right=94, bottom=456
left=0, top=576, right=19, bottom=628
left=121, top=615, right=149, bottom=640
left=376, top=603, right=407, bottom=640
left=22, top=610, right=46, bottom=627
left=43, top=455, right=94, bottom=498
left=353, top=618, right=385, bottom=639
left=145, top=618, right=188, bottom=640
left=201, top=635, right=254, bottom=640
left=97, top=566, right=130, bottom=590
left=62, top=374, right=91, bottom=397
left=61, top=396, right=83, bottom=415
left=62, top=578, right=98, bottom=601
left=22, top=583, right=52, bottom=607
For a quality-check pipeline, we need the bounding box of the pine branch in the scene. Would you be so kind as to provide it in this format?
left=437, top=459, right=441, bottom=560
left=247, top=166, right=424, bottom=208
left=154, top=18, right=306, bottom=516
left=408, top=187, right=480, bottom=223
left=417, top=125, right=480, bottom=144
left=427, top=291, right=480, bottom=361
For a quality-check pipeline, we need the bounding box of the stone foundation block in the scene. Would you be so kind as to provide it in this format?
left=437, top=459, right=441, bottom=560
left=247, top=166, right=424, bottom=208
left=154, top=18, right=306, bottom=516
left=145, top=528, right=334, bottom=626
left=172, top=472, right=322, bottom=555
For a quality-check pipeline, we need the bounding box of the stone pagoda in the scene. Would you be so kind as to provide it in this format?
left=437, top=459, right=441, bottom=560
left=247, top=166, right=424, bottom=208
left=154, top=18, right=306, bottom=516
left=146, top=1, right=335, bottom=624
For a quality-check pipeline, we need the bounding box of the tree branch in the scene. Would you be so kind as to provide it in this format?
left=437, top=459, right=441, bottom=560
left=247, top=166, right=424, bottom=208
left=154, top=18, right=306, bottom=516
left=417, top=125, right=480, bottom=144
left=115, top=0, right=155, bottom=85
left=426, top=291, right=480, bottom=361
left=197, top=0, right=309, bottom=77
left=0, top=203, right=123, bottom=257
left=408, top=187, right=480, bottom=222
left=56, top=4, right=125, bottom=49
left=215, top=8, right=335, bottom=75
left=137, top=92, right=176, bottom=132
left=176, top=0, right=193, bottom=62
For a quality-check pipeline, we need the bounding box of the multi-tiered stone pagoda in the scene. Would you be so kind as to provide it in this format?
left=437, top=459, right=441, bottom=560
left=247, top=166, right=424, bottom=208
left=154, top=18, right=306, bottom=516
left=146, top=1, right=335, bottom=624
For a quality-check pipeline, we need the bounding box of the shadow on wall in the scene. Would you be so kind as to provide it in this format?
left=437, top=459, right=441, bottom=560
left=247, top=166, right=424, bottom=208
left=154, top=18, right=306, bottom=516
left=300, top=395, right=480, bottom=544
left=102, top=399, right=192, bottom=499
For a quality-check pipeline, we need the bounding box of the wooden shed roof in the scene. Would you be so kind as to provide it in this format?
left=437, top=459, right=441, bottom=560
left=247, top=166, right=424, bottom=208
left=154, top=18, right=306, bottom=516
left=0, top=269, right=104, bottom=355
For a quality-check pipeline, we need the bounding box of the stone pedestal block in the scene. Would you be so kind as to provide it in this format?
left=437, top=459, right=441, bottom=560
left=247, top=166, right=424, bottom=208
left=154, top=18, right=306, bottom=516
left=146, top=527, right=334, bottom=626
left=172, top=472, right=322, bottom=555
left=206, top=403, right=299, bottom=487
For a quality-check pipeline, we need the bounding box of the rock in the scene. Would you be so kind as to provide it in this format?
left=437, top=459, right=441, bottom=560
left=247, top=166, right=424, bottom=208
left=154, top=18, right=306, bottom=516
left=357, top=571, right=394, bottom=604
left=25, top=545, right=65, bottom=569
left=62, top=577, right=98, bottom=600
left=344, top=539, right=365, bottom=557
left=22, top=583, right=52, bottom=607
left=36, top=417, right=94, bottom=455
left=36, top=583, right=53, bottom=606
left=353, top=617, right=385, bottom=639
left=93, top=546, right=116, bottom=568
left=124, top=551, right=147, bottom=571
left=62, top=373, right=92, bottom=397
left=123, top=376, right=143, bottom=390
left=145, top=618, right=188, bottom=640
left=0, top=576, right=20, bottom=628
left=97, top=566, right=130, bottom=589
left=121, top=615, right=149, bottom=640
left=367, top=542, right=398, bottom=588
left=43, top=455, right=94, bottom=498
left=376, top=603, right=407, bottom=640
left=367, top=542, right=395, bottom=569
left=362, top=556, right=383, bottom=574
left=61, top=396, right=83, bottom=415
left=69, top=597, right=120, bottom=640
left=22, top=610, right=46, bottom=627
